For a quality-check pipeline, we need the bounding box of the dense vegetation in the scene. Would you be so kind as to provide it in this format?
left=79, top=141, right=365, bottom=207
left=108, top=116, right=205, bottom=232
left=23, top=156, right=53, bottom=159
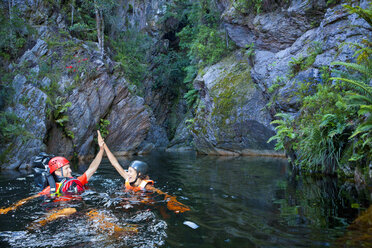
left=268, top=5, right=371, bottom=179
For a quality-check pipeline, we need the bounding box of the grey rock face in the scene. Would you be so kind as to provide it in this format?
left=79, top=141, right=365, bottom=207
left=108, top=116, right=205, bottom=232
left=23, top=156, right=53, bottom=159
left=104, top=82, right=151, bottom=154
left=189, top=55, right=276, bottom=155
left=253, top=4, right=371, bottom=113
left=2, top=26, right=155, bottom=168
left=221, top=0, right=327, bottom=52
left=167, top=113, right=194, bottom=152
left=1, top=75, right=48, bottom=169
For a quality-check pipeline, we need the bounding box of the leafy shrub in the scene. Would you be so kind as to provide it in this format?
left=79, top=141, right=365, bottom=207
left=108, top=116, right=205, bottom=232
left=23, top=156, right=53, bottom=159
left=97, top=118, right=110, bottom=139
left=112, top=30, right=152, bottom=86
left=152, top=50, right=189, bottom=94
left=288, top=42, right=323, bottom=78
left=233, top=0, right=264, bottom=14
left=69, top=22, right=97, bottom=41
left=0, top=7, right=34, bottom=61
left=0, top=112, right=27, bottom=144
left=268, top=113, right=296, bottom=151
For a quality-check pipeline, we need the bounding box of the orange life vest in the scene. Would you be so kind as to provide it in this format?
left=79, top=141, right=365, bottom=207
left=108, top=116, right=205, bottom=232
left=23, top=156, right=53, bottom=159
left=125, top=179, right=154, bottom=192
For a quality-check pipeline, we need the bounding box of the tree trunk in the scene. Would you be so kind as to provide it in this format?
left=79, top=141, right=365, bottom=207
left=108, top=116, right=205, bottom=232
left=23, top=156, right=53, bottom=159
left=100, top=10, right=104, bottom=59
left=71, top=0, right=75, bottom=27
left=9, top=0, right=12, bottom=20
left=94, top=1, right=105, bottom=60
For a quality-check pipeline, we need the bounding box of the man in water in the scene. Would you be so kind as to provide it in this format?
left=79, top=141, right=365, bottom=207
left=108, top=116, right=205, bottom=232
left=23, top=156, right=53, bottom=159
left=39, top=132, right=104, bottom=197
left=0, top=130, right=105, bottom=213
left=0, top=131, right=138, bottom=235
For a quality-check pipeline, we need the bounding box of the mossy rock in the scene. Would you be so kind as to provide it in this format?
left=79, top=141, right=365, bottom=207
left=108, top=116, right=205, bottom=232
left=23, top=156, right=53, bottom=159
left=210, top=60, right=253, bottom=131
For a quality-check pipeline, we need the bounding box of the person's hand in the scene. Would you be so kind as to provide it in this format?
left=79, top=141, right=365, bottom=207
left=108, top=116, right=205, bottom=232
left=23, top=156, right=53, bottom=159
left=97, top=130, right=105, bottom=149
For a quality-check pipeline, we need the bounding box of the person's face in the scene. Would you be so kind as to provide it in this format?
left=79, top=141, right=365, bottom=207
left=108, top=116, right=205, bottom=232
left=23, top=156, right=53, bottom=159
left=127, top=167, right=139, bottom=183
left=56, top=164, right=72, bottom=178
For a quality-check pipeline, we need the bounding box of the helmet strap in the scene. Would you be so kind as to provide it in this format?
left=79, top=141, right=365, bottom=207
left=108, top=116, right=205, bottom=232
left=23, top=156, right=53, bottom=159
left=60, top=167, right=64, bottom=177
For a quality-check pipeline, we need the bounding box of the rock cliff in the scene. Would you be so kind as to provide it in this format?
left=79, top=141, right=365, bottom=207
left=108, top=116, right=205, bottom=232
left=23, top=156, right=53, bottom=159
left=1, top=0, right=370, bottom=168
left=168, top=0, right=370, bottom=155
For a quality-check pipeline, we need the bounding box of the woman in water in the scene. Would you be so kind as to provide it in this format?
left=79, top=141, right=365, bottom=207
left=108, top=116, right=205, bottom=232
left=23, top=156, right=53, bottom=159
left=98, top=131, right=190, bottom=213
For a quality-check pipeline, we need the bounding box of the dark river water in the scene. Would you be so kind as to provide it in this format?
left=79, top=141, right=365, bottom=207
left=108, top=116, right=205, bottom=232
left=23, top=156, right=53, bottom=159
left=0, top=151, right=371, bottom=247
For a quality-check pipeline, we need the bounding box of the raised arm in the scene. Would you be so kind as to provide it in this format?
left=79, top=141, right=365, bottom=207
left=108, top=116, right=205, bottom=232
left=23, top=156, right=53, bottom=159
left=84, top=131, right=105, bottom=181
left=97, top=130, right=128, bottom=180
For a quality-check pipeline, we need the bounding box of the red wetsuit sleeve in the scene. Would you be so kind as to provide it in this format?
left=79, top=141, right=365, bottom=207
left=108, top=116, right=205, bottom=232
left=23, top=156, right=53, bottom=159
left=77, top=173, right=88, bottom=186
left=39, top=186, right=50, bottom=195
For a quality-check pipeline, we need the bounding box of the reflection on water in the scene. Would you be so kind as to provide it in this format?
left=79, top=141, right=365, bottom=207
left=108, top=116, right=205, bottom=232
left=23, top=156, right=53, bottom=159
left=0, top=151, right=371, bottom=248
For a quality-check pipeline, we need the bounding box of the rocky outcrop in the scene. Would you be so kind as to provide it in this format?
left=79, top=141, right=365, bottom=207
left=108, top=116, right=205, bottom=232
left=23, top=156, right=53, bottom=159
left=251, top=2, right=371, bottom=113
left=1, top=75, right=48, bottom=169
left=169, top=0, right=370, bottom=156
left=220, top=0, right=328, bottom=52
left=186, top=54, right=280, bottom=156
left=166, top=113, right=194, bottom=152
left=105, top=81, right=152, bottom=155
left=112, top=0, right=167, bottom=36
left=0, top=25, right=154, bottom=169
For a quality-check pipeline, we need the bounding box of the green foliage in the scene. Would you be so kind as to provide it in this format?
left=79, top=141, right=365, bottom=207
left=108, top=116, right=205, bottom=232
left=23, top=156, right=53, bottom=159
left=343, top=3, right=372, bottom=26
left=168, top=0, right=235, bottom=111
left=288, top=42, right=323, bottom=78
left=69, top=23, right=97, bottom=41
left=47, top=96, right=72, bottom=127
left=177, top=0, right=235, bottom=66
left=268, top=77, right=285, bottom=94
left=184, top=88, right=199, bottom=108
left=326, top=0, right=341, bottom=7
left=183, top=65, right=198, bottom=84
left=268, top=113, right=296, bottom=151
left=297, top=112, right=350, bottom=174
left=180, top=24, right=231, bottom=67
left=97, top=118, right=110, bottom=139
left=0, top=112, right=27, bottom=144
left=0, top=72, right=15, bottom=109
left=62, top=0, right=116, bottom=42
left=112, top=30, right=152, bottom=87
left=0, top=7, right=35, bottom=61
left=233, top=0, right=264, bottom=14
left=270, top=3, right=372, bottom=176
left=245, top=42, right=255, bottom=58
left=152, top=50, right=189, bottom=93
left=329, top=40, right=372, bottom=164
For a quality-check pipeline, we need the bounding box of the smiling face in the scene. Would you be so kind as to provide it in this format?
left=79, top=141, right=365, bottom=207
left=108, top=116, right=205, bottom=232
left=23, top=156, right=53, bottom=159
left=55, top=164, right=73, bottom=178
left=127, top=166, right=139, bottom=184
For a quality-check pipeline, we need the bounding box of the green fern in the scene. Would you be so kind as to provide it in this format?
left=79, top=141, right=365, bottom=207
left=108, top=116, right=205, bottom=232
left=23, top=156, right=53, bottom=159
left=331, top=61, right=372, bottom=78
left=267, top=113, right=296, bottom=151
left=330, top=77, right=372, bottom=98
left=343, top=4, right=372, bottom=26
left=184, top=88, right=199, bottom=108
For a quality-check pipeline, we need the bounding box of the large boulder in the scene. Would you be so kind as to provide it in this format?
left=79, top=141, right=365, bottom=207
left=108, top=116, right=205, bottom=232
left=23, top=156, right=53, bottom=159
left=189, top=54, right=279, bottom=156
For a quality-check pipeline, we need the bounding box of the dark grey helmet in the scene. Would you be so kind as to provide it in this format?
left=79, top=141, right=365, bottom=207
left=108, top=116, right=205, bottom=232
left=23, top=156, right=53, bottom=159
left=129, top=160, right=148, bottom=177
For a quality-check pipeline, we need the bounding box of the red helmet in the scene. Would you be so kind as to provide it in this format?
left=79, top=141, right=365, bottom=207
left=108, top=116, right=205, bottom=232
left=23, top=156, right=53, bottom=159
left=48, top=156, right=69, bottom=174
